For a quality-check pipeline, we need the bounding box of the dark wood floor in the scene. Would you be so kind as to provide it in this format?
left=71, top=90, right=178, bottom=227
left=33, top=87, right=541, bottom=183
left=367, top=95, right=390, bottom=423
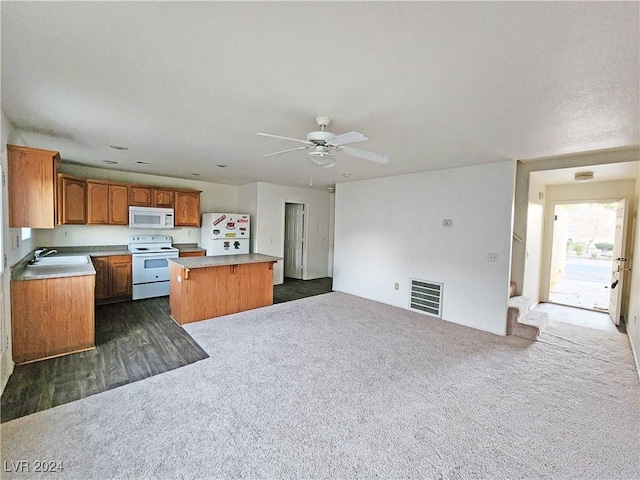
left=1, top=277, right=333, bottom=423
left=274, top=276, right=333, bottom=304
left=1, top=297, right=208, bottom=423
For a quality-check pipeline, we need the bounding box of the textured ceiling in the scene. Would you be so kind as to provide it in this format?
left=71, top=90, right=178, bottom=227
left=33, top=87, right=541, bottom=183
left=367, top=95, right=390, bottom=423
left=2, top=1, right=638, bottom=190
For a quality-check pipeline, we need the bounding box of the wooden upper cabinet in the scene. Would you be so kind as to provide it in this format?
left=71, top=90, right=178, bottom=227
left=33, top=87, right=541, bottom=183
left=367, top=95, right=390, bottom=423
left=57, top=174, right=86, bottom=225
left=129, top=186, right=152, bottom=206
left=86, top=182, right=109, bottom=224
left=8, top=145, right=60, bottom=228
left=87, top=181, right=129, bottom=225
left=152, top=188, right=174, bottom=208
left=174, top=190, right=201, bottom=227
left=109, top=184, right=129, bottom=225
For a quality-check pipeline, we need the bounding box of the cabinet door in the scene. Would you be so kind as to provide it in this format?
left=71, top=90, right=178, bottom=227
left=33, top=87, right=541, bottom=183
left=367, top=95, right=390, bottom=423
left=110, top=255, right=132, bottom=297
left=179, top=251, right=205, bottom=257
left=109, top=184, right=129, bottom=225
left=152, top=189, right=174, bottom=208
left=58, top=175, right=86, bottom=224
left=174, top=191, right=201, bottom=227
left=86, top=182, right=109, bottom=224
left=129, top=186, right=152, bottom=206
left=8, top=145, right=59, bottom=228
left=92, top=256, right=111, bottom=300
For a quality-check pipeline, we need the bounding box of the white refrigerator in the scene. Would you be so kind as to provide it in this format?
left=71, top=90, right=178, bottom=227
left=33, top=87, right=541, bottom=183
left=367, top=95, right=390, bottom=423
left=200, top=213, right=250, bottom=256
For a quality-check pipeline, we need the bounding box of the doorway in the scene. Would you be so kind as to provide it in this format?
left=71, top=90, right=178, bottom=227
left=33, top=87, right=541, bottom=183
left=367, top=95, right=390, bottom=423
left=548, top=202, right=618, bottom=313
left=284, top=203, right=305, bottom=279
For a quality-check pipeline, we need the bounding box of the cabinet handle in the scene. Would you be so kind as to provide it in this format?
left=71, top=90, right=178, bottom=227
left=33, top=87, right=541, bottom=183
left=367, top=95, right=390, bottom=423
left=184, top=268, right=190, bottom=280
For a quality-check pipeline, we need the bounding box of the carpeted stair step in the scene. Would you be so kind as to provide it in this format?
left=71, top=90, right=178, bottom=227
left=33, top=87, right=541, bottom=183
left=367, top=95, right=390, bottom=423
left=507, top=295, right=547, bottom=341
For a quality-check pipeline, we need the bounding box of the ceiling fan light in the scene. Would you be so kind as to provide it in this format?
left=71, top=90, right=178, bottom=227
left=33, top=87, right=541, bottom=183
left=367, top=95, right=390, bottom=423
left=306, top=148, right=335, bottom=167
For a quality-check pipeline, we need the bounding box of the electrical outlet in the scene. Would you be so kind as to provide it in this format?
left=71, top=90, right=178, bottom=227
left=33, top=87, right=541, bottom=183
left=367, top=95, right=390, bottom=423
left=442, top=219, right=453, bottom=227
left=187, top=230, right=191, bottom=237
left=487, top=253, right=498, bottom=263
left=64, top=229, right=69, bottom=236
left=394, top=283, right=399, bottom=290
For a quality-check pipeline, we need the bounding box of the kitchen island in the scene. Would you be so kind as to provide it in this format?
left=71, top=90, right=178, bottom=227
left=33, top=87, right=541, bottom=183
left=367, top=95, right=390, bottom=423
left=168, top=253, right=280, bottom=325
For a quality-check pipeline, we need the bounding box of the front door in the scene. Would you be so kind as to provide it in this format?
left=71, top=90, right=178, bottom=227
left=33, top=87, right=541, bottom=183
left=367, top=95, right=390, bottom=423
left=609, top=199, right=627, bottom=325
left=284, top=203, right=304, bottom=279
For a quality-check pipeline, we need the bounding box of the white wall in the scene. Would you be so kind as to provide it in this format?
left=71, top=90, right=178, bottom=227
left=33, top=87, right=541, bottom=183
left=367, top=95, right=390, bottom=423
left=625, top=170, right=639, bottom=374
left=237, top=183, right=259, bottom=253
left=37, top=164, right=239, bottom=248
left=334, top=161, right=516, bottom=336
left=252, top=183, right=331, bottom=285
left=1, top=113, right=32, bottom=394
left=328, top=192, right=335, bottom=277
left=522, top=173, right=546, bottom=302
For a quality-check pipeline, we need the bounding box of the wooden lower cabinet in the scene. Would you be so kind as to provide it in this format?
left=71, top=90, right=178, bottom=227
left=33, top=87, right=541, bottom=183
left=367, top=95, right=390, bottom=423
left=179, top=251, right=205, bottom=257
left=93, top=256, right=111, bottom=300
left=11, top=275, right=95, bottom=364
left=92, top=254, right=132, bottom=303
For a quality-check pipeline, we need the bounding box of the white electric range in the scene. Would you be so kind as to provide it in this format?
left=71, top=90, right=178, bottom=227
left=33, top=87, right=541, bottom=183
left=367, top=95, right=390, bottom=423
left=128, top=235, right=179, bottom=300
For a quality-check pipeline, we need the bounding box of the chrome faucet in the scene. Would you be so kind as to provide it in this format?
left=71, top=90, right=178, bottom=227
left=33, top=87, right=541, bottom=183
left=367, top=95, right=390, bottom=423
left=32, top=248, right=57, bottom=263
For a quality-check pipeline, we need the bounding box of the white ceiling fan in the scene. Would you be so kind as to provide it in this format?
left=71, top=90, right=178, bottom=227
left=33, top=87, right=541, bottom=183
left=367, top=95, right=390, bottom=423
left=257, top=117, right=390, bottom=168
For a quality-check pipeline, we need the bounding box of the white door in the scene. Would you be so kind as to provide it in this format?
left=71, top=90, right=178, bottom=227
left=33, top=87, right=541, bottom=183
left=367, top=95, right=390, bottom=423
left=609, top=199, right=627, bottom=325
left=284, top=203, right=304, bottom=279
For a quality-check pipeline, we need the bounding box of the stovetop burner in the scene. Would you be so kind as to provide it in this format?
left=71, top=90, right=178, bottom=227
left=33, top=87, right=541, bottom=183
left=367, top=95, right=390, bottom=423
left=128, top=235, right=179, bottom=254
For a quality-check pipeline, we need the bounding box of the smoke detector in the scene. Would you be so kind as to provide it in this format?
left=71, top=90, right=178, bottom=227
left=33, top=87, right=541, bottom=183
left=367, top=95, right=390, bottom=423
left=574, top=171, right=594, bottom=182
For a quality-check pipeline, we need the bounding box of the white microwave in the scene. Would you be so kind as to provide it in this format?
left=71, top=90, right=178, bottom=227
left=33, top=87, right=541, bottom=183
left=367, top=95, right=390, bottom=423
left=129, top=206, right=175, bottom=229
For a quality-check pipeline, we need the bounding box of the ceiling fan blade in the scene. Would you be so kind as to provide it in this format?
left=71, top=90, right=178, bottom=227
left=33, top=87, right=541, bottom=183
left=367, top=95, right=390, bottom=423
left=339, top=146, right=390, bottom=164
left=257, top=132, right=314, bottom=146
left=327, top=131, right=368, bottom=146
left=262, top=146, right=308, bottom=158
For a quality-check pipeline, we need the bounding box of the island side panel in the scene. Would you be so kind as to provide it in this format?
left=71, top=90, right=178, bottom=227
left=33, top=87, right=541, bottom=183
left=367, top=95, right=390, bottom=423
left=170, top=261, right=276, bottom=325
left=169, top=262, right=184, bottom=324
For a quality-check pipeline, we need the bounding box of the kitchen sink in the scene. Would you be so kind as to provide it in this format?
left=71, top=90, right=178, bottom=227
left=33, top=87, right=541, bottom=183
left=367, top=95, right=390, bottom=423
left=27, top=255, right=90, bottom=267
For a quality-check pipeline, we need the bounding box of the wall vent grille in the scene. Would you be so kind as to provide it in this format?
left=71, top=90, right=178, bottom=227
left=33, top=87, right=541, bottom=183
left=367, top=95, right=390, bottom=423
left=409, top=279, right=443, bottom=317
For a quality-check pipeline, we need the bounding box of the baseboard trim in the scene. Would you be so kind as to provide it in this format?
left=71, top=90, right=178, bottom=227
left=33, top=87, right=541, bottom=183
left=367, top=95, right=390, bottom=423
left=628, top=330, right=640, bottom=383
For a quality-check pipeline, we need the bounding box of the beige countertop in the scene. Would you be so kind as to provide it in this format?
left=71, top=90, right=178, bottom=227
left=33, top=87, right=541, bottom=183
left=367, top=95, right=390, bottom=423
left=169, top=253, right=281, bottom=269
left=174, top=243, right=206, bottom=253
left=12, top=253, right=96, bottom=281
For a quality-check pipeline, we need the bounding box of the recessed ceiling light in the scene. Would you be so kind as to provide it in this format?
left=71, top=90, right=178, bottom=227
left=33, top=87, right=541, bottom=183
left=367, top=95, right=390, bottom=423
left=136, top=161, right=153, bottom=166
left=103, top=160, right=118, bottom=165
left=574, top=171, right=594, bottom=182
left=342, top=173, right=352, bottom=177
left=108, top=144, right=129, bottom=151
left=216, top=164, right=228, bottom=168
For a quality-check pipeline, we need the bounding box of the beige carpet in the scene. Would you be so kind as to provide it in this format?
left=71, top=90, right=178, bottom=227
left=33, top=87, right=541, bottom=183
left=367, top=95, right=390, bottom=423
left=1, top=292, right=639, bottom=479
